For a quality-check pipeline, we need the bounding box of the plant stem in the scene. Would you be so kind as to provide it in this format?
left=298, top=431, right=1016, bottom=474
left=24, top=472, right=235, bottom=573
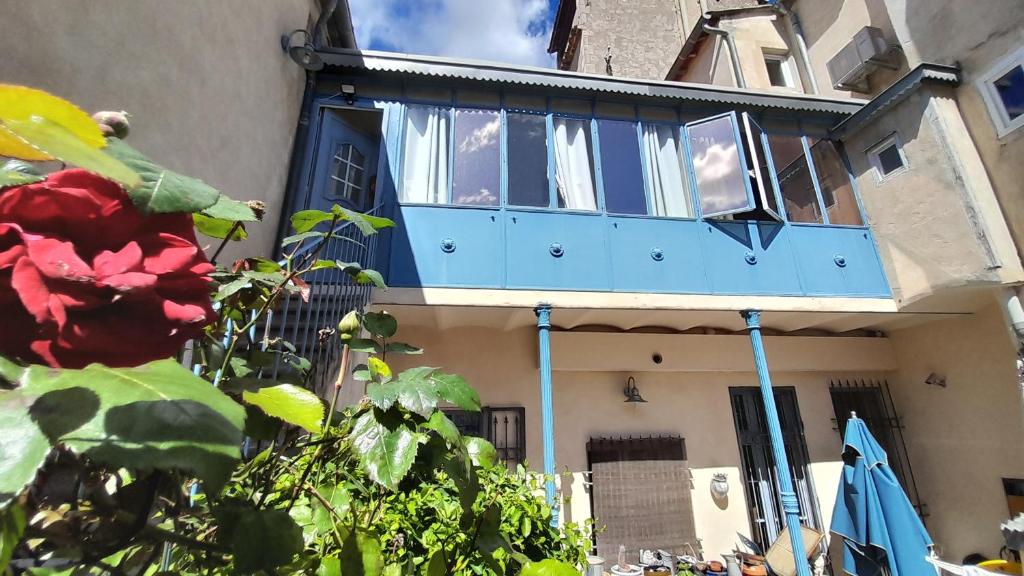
left=140, top=525, right=230, bottom=555
left=324, top=343, right=351, bottom=432
left=209, top=222, right=243, bottom=265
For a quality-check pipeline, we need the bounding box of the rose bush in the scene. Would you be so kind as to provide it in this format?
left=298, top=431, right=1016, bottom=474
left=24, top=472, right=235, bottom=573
left=0, top=168, right=215, bottom=368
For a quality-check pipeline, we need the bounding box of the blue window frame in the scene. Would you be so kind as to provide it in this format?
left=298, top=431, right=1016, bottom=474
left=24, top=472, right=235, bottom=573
left=683, top=111, right=755, bottom=218
left=597, top=119, right=648, bottom=215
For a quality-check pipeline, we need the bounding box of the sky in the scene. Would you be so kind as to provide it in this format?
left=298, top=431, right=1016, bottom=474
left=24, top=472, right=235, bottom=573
left=348, top=0, right=559, bottom=68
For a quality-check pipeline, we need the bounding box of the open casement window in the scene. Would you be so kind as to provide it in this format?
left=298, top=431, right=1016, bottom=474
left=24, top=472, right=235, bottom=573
left=741, top=113, right=784, bottom=222
left=684, top=111, right=755, bottom=218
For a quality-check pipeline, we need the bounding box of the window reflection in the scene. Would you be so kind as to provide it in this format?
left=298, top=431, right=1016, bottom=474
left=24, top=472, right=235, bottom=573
left=810, top=139, right=862, bottom=226
left=451, top=109, right=500, bottom=206
left=768, top=135, right=821, bottom=224
left=507, top=113, right=550, bottom=207
left=687, top=115, right=751, bottom=217
left=598, top=119, right=647, bottom=215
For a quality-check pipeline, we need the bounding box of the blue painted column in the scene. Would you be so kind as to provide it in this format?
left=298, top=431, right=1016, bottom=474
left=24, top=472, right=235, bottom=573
left=741, top=310, right=811, bottom=576
left=535, top=304, right=558, bottom=526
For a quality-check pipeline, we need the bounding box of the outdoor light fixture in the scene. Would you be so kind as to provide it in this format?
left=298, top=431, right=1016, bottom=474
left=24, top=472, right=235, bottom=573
left=710, top=473, right=729, bottom=498
left=281, top=29, right=324, bottom=71
left=341, top=83, right=356, bottom=105
left=623, top=376, right=647, bottom=403
left=924, top=372, right=947, bottom=387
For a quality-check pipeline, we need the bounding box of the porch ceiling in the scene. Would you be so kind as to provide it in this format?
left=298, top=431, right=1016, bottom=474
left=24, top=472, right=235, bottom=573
left=370, top=288, right=968, bottom=335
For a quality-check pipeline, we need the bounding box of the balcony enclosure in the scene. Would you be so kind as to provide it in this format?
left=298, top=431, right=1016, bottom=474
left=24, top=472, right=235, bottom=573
left=293, top=53, right=890, bottom=299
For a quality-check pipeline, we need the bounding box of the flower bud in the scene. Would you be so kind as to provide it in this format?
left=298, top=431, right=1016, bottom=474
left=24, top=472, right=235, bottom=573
left=337, top=310, right=361, bottom=341
left=92, top=110, right=130, bottom=139
left=246, top=200, right=266, bottom=221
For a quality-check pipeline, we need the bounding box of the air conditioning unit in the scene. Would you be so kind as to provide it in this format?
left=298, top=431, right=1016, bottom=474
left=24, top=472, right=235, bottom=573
left=826, top=26, right=897, bottom=92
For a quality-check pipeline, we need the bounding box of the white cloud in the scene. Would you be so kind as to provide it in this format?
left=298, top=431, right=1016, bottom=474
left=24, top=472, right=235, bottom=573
left=349, top=0, right=555, bottom=68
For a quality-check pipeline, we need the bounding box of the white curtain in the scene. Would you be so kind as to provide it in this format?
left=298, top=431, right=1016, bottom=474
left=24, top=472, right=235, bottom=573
left=642, top=124, right=693, bottom=218
left=400, top=106, right=449, bottom=203
left=552, top=118, right=597, bottom=210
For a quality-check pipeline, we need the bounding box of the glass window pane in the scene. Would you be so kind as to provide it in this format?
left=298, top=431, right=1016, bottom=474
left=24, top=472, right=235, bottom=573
left=768, top=135, right=821, bottom=224
left=876, top=144, right=904, bottom=175
left=995, top=65, right=1024, bottom=121
left=742, top=113, right=782, bottom=221
left=598, top=119, right=647, bottom=215
left=507, top=113, right=550, bottom=207
left=552, top=117, right=597, bottom=210
left=451, top=109, right=500, bottom=206
left=810, top=139, right=862, bottom=226
left=641, top=123, right=693, bottom=218
left=687, top=115, right=751, bottom=217
left=400, top=105, right=449, bottom=204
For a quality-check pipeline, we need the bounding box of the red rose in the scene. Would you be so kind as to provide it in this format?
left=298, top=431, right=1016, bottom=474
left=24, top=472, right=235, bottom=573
left=0, top=169, right=216, bottom=368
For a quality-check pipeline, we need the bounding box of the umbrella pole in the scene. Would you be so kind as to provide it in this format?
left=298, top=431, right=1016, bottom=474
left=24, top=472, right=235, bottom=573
left=742, top=310, right=812, bottom=576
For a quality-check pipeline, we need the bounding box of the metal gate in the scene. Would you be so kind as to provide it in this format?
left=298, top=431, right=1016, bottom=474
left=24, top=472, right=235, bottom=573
left=444, top=406, right=525, bottom=470
left=829, top=378, right=925, bottom=517
left=729, top=387, right=826, bottom=552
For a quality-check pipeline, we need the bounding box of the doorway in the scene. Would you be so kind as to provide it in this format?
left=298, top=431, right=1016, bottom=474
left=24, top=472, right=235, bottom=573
left=299, top=107, right=383, bottom=214
left=729, top=387, right=825, bottom=551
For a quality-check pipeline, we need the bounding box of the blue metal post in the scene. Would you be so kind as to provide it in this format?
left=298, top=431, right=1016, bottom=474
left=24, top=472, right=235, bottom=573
left=741, top=310, right=811, bottom=576
left=535, top=304, right=558, bottom=526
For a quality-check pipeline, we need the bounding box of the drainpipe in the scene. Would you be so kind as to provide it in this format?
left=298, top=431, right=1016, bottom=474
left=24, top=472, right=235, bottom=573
left=772, top=2, right=819, bottom=94
left=741, top=310, right=812, bottom=576
left=702, top=18, right=746, bottom=88
left=535, top=304, right=559, bottom=527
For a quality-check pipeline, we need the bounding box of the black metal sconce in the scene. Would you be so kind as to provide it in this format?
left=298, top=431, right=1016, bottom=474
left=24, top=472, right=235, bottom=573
left=623, top=376, right=647, bottom=403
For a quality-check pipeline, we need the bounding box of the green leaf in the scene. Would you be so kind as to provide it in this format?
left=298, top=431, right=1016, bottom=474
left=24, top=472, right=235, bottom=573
left=193, top=213, right=247, bottom=240
left=242, top=383, right=324, bottom=434
left=310, top=259, right=338, bottom=271
left=318, top=557, right=341, bottom=576
left=352, top=364, right=372, bottom=383
left=291, top=209, right=335, bottom=234
left=202, top=193, right=258, bottom=221
left=426, top=550, right=446, bottom=576
left=0, top=359, right=244, bottom=503
left=423, top=412, right=460, bottom=445
left=363, top=312, right=398, bottom=339
left=340, top=528, right=384, bottom=576
left=463, top=437, right=497, bottom=469
left=521, top=560, right=581, bottom=576
left=331, top=205, right=396, bottom=235
left=353, top=269, right=386, bottom=289
left=394, top=378, right=440, bottom=419
left=281, top=230, right=326, bottom=247
left=346, top=338, right=382, bottom=354
left=384, top=342, right=422, bottom=355
left=243, top=404, right=282, bottom=441
left=366, top=383, right=399, bottom=411
left=431, top=373, right=481, bottom=412
left=215, top=277, right=251, bottom=301
left=351, top=411, right=422, bottom=490
left=367, top=357, right=392, bottom=384
left=0, top=503, right=26, bottom=571
left=0, top=169, right=43, bottom=189
left=2, top=117, right=140, bottom=188
left=103, top=138, right=219, bottom=214
left=229, top=508, right=304, bottom=574
left=312, top=484, right=350, bottom=532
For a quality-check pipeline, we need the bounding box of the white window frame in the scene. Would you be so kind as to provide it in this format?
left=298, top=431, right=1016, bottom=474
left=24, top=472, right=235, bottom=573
left=976, top=46, right=1024, bottom=138
left=763, top=51, right=797, bottom=90
left=865, top=132, right=909, bottom=183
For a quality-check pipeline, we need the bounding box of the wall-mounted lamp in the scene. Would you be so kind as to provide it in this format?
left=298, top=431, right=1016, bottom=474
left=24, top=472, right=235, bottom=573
left=623, top=376, right=647, bottom=403
left=924, top=372, right=947, bottom=387
left=710, top=473, right=729, bottom=498
left=341, top=83, right=356, bottom=105
left=281, top=29, right=324, bottom=71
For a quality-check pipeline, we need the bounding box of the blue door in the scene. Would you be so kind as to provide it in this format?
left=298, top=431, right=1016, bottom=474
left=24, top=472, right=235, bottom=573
left=305, top=110, right=380, bottom=213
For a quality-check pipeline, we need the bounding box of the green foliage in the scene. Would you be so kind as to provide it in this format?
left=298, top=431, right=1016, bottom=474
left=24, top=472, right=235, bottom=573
left=103, top=138, right=220, bottom=214
left=241, top=383, right=325, bottom=434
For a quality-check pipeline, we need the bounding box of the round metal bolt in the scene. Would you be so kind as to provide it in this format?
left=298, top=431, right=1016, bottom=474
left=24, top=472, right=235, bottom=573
left=834, top=254, right=847, bottom=267
left=549, top=242, right=565, bottom=257
left=744, top=251, right=757, bottom=265
left=440, top=238, right=456, bottom=253
left=651, top=247, right=665, bottom=261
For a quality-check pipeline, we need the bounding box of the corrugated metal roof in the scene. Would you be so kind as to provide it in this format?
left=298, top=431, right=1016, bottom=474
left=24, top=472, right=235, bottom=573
left=318, top=49, right=865, bottom=115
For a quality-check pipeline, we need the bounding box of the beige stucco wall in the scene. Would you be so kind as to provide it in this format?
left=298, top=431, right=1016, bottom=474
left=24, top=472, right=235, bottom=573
left=379, top=320, right=904, bottom=558
left=841, top=87, right=1024, bottom=307
left=0, top=1, right=316, bottom=260
left=886, top=301, right=1024, bottom=560
left=568, top=0, right=688, bottom=80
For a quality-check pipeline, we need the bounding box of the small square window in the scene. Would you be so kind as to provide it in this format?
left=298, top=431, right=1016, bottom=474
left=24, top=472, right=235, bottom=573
left=867, top=134, right=908, bottom=182
left=977, top=47, right=1024, bottom=138
left=763, top=52, right=795, bottom=89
